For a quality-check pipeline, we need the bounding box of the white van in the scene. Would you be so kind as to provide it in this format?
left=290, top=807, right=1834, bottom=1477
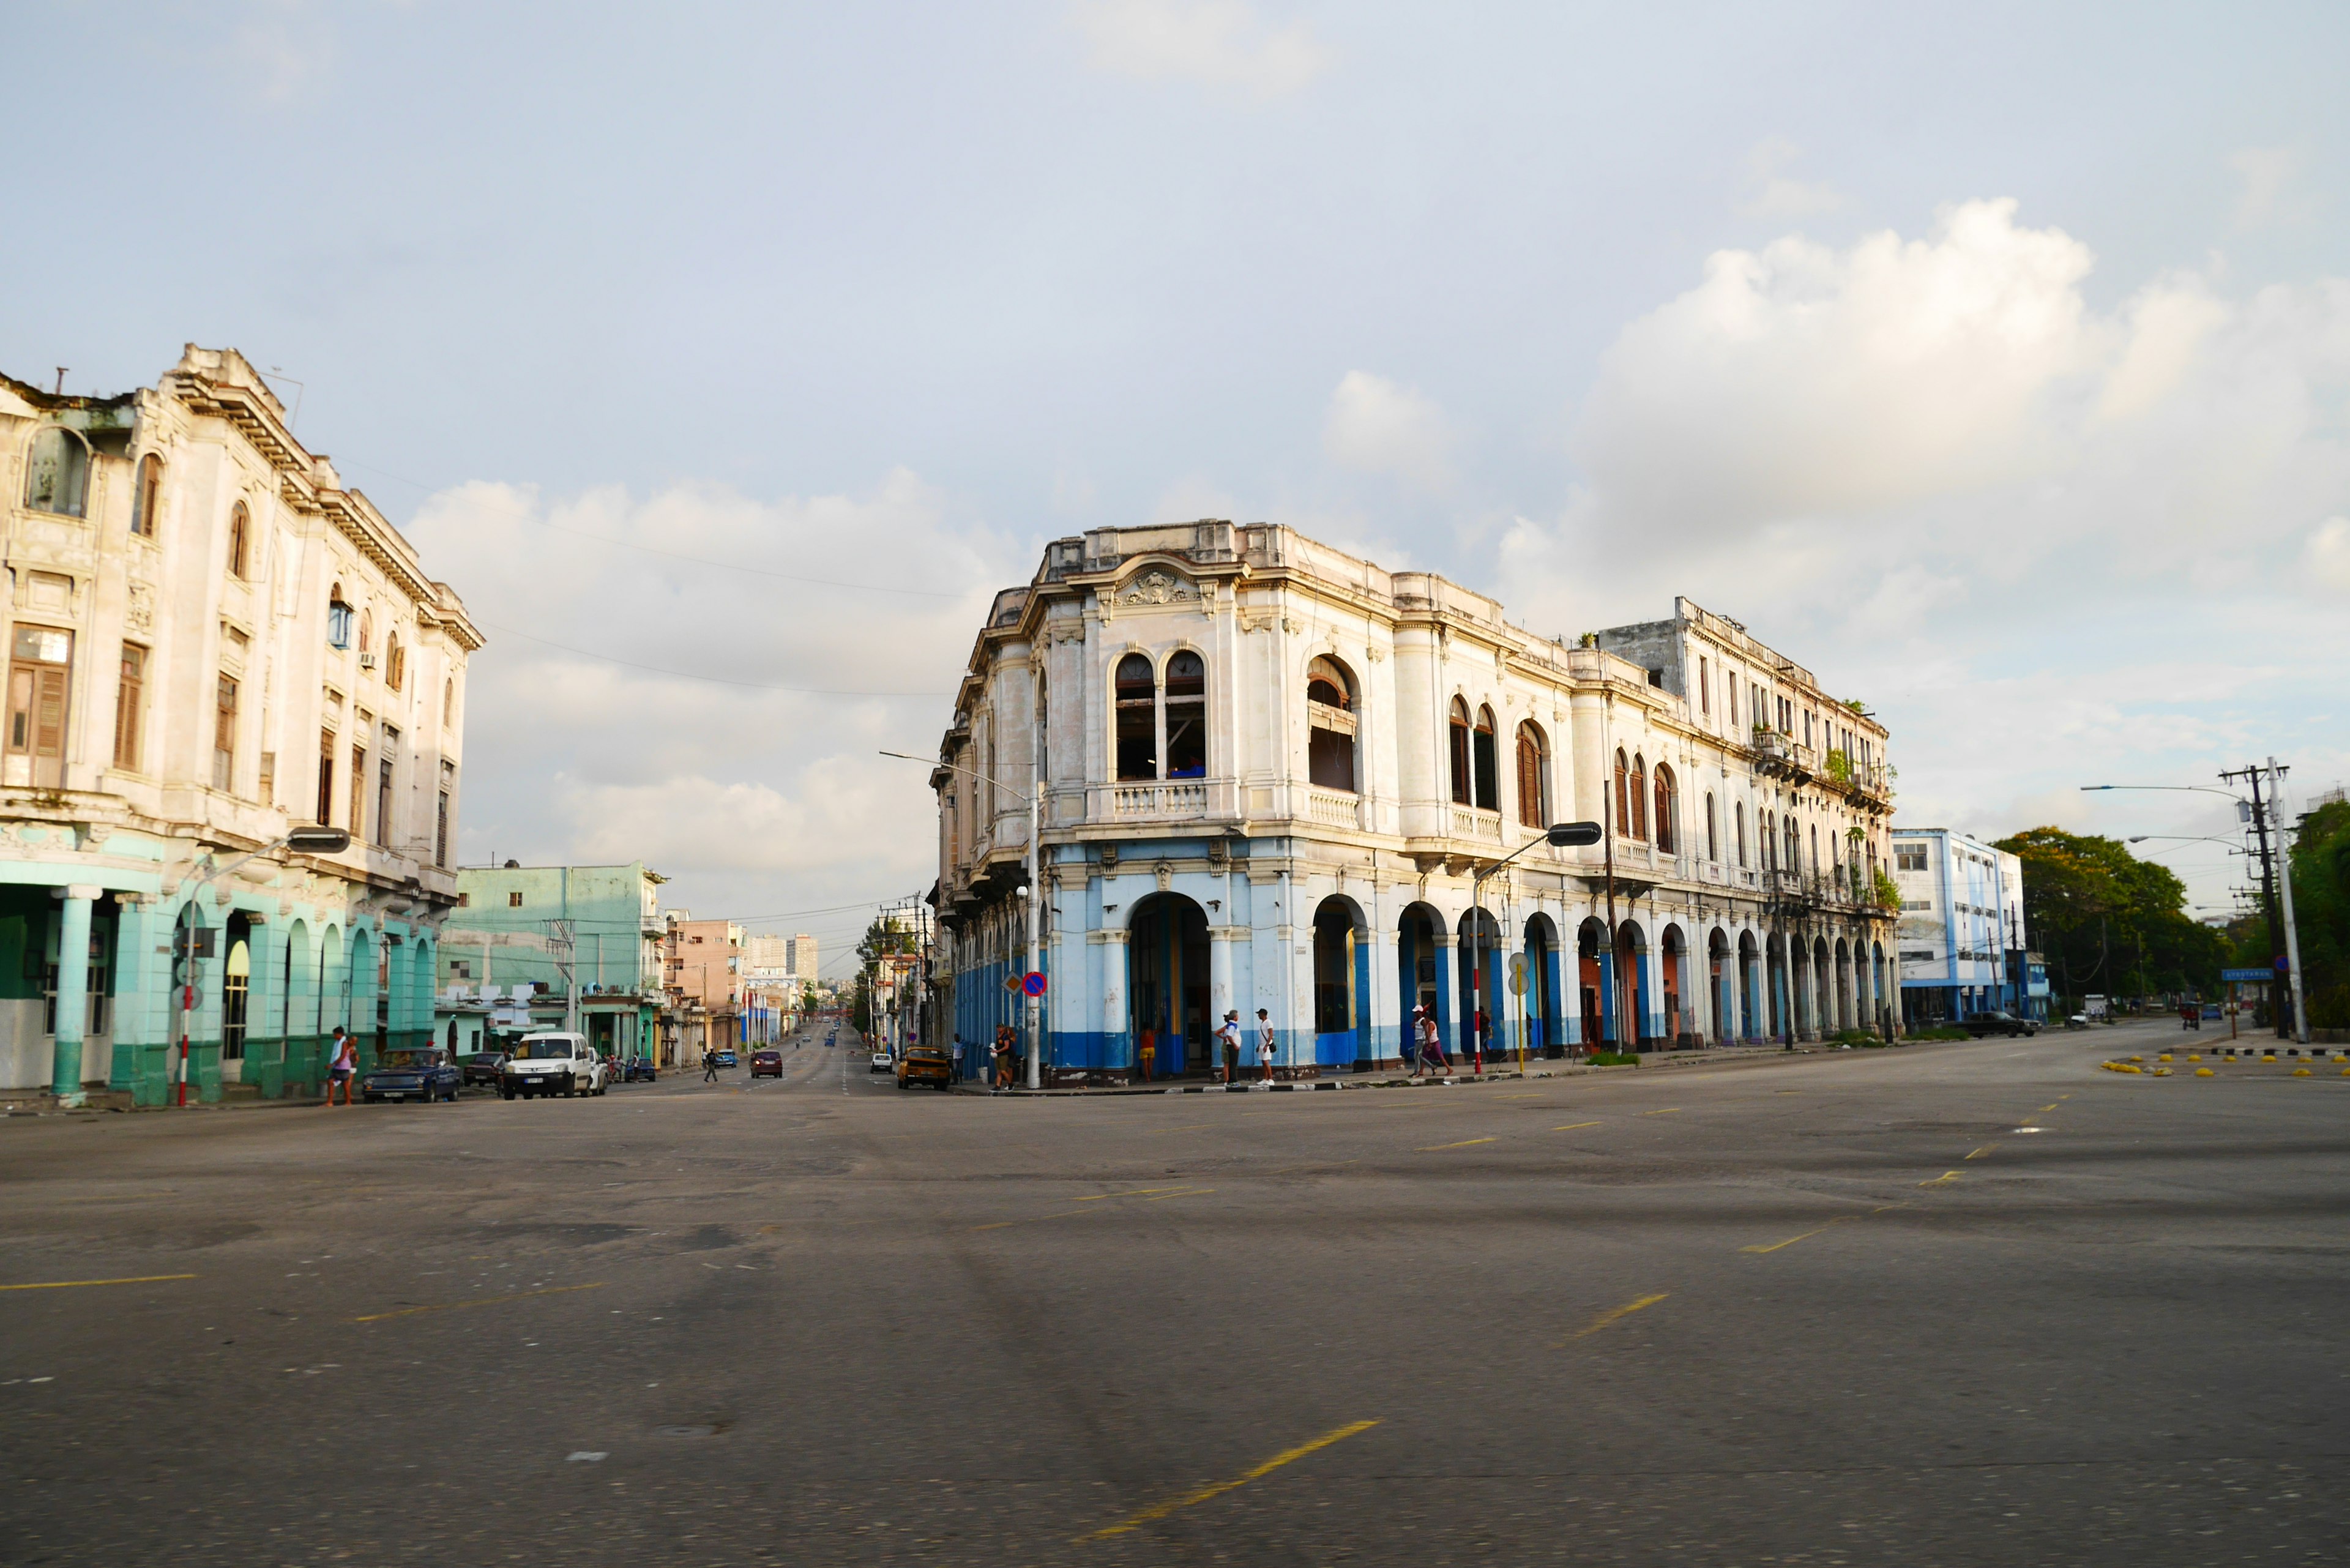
left=499, top=1032, right=608, bottom=1099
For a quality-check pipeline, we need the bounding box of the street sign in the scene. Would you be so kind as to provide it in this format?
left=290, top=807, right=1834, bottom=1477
left=1001, top=973, right=1024, bottom=993
left=2220, top=968, right=2272, bottom=982
left=1507, top=954, right=1528, bottom=996
left=1023, top=971, right=1048, bottom=997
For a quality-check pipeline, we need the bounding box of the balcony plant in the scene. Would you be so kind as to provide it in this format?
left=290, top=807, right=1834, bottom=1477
left=1824, top=748, right=1852, bottom=784
left=1871, top=866, right=1902, bottom=911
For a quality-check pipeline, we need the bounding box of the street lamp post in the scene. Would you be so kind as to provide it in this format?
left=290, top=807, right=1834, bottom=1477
left=173, top=826, right=351, bottom=1108
left=884, top=750, right=1043, bottom=1089
left=1469, top=821, right=1603, bottom=1070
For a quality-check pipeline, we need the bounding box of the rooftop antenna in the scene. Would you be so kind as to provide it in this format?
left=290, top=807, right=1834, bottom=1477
left=53, top=368, right=67, bottom=395
left=264, top=367, right=306, bottom=429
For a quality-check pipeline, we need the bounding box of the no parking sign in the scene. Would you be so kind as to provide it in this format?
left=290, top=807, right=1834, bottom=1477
left=1022, top=971, right=1048, bottom=998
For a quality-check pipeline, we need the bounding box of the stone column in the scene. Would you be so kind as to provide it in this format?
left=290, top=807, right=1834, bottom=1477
left=51, top=886, right=100, bottom=1103
left=1207, top=925, right=1236, bottom=1035
left=1431, top=932, right=1457, bottom=1051
left=1099, top=928, right=1129, bottom=1072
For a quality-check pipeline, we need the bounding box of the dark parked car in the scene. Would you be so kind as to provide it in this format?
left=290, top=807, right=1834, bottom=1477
left=620, top=1056, right=658, bottom=1083
left=749, top=1049, right=783, bottom=1078
left=362, top=1046, right=462, bottom=1103
left=1964, top=1010, right=2040, bottom=1038
left=458, top=1050, right=510, bottom=1088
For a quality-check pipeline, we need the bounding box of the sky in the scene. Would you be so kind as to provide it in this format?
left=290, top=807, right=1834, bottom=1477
left=6, top=1, right=2347, bottom=962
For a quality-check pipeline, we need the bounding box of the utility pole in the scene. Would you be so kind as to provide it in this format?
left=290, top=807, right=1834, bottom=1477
left=2222, top=763, right=2289, bottom=1040
left=2270, top=756, right=2309, bottom=1045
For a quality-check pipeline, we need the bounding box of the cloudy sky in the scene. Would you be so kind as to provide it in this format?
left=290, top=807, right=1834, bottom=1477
left=8, top=1, right=2347, bottom=957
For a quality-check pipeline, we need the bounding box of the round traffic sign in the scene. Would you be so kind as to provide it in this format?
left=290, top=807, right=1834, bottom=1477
left=1507, top=954, right=1529, bottom=996
left=1023, top=971, right=1048, bottom=997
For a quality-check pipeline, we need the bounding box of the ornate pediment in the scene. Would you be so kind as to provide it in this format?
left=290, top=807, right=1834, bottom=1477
left=1119, top=567, right=1196, bottom=606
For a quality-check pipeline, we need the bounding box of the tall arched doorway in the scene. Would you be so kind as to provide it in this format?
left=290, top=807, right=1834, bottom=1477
left=1737, top=930, right=1760, bottom=1040
left=1660, top=924, right=1688, bottom=1044
left=1524, top=913, right=1562, bottom=1058
left=1577, top=918, right=1608, bottom=1049
left=1707, top=927, right=1732, bottom=1045
left=1614, top=921, right=1649, bottom=1048
left=1398, top=903, right=1448, bottom=1056
left=1128, top=894, right=1210, bottom=1079
left=1311, top=896, right=1369, bottom=1070
left=1457, top=906, right=1502, bottom=1061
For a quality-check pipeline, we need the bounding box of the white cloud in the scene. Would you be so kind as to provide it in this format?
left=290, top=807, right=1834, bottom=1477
left=1069, top=0, right=1327, bottom=98
left=2231, top=145, right=2306, bottom=225
left=2305, top=517, right=2350, bottom=591
left=1322, top=370, right=1454, bottom=491
left=1737, top=137, right=1843, bottom=219
left=403, top=469, right=1020, bottom=917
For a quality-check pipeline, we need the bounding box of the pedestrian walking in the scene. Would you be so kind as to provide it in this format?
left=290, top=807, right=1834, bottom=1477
left=995, top=1025, right=1016, bottom=1090
left=1218, top=1010, right=1241, bottom=1084
left=1256, top=1009, right=1276, bottom=1082
left=1416, top=1007, right=1450, bottom=1077
left=703, top=1047, right=721, bottom=1083
left=323, top=1027, right=356, bottom=1107
left=1472, top=1005, right=1489, bottom=1075
left=1136, top=1026, right=1157, bottom=1085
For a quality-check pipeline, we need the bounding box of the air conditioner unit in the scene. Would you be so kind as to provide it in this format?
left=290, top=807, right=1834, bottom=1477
left=358, top=651, right=376, bottom=670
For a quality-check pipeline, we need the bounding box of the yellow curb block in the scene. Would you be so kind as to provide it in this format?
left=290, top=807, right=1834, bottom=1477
left=2101, top=1061, right=2142, bottom=1073
left=2128, top=1055, right=2144, bottom=1063
left=2187, top=1055, right=2202, bottom=1062
left=2292, top=1068, right=2311, bottom=1077
left=2195, top=1068, right=2214, bottom=1077
left=2152, top=1067, right=2171, bottom=1076
left=2159, top=1054, right=2173, bottom=1062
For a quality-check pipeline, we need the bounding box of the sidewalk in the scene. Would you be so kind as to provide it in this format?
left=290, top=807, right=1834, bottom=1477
left=955, top=1040, right=1865, bottom=1097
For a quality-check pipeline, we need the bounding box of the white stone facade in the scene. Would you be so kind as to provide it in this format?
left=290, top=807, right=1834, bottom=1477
left=931, top=522, right=1900, bottom=1084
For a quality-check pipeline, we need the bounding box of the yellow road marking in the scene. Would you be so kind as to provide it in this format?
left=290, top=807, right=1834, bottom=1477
left=0, top=1272, right=197, bottom=1293
left=1080, top=1420, right=1379, bottom=1540
left=1741, top=1217, right=1857, bottom=1254
left=1417, top=1137, right=1497, bottom=1151
left=1639, top=1107, right=1683, bottom=1116
left=1556, top=1292, right=1668, bottom=1345
left=1552, top=1121, right=1602, bottom=1131
left=1498, top=1093, right=1539, bottom=1100
left=1141, top=1188, right=1213, bottom=1201
left=352, top=1282, right=602, bottom=1323
left=1919, top=1171, right=1963, bottom=1187
left=1964, top=1147, right=1993, bottom=1159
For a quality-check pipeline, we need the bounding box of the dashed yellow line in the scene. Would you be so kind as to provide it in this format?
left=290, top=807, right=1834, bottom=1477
left=1552, top=1121, right=1602, bottom=1131
left=1556, top=1292, right=1668, bottom=1345
left=1075, top=1187, right=1195, bottom=1201
left=1079, top=1420, right=1379, bottom=1540
left=1417, top=1137, right=1496, bottom=1151
left=1638, top=1107, right=1683, bottom=1116
left=1964, top=1146, right=1993, bottom=1159
left=1919, top=1171, right=1963, bottom=1187
left=0, top=1272, right=196, bottom=1293
left=1741, top=1217, right=1858, bottom=1254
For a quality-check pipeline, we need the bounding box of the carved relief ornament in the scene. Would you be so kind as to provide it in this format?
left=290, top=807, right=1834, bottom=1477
left=1119, top=568, right=1196, bottom=606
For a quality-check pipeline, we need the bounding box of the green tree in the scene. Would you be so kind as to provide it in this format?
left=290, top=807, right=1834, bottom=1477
left=2278, top=797, right=2350, bottom=1026
left=1993, top=827, right=2227, bottom=1006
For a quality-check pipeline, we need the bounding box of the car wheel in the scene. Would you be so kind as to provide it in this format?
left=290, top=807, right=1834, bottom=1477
left=501, top=1087, right=514, bottom=1100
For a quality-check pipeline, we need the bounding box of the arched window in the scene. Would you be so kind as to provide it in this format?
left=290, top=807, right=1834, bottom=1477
left=1761, top=812, right=1775, bottom=870
left=1472, top=706, right=1498, bottom=812
left=1734, top=801, right=1747, bottom=868
left=1705, top=791, right=1718, bottom=861
left=23, top=428, right=89, bottom=517
left=1306, top=656, right=1357, bottom=792
left=1785, top=816, right=1800, bottom=872
left=1449, top=699, right=1473, bottom=805
left=327, top=584, right=352, bottom=650
left=226, top=501, right=250, bottom=580
left=1809, top=824, right=1819, bottom=877
left=1614, top=748, right=1630, bottom=834
left=1515, top=722, right=1548, bottom=827
left=1654, top=764, right=1676, bottom=853
left=1629, top=753, right=1648, bottom=841
left=386, top=633, right=405, bottom=693
left=1114, top=653, right=1156, bottom=781
left=1163, top=650, right=1206, bottom=778
left=132, top=454, right=162, bottom=537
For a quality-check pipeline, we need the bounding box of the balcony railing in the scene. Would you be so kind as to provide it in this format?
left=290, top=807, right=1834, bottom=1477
left=1307, top=788, right=1363, bottom=829
left=1450, top=805, right=1502, bottom=843
left=1110, top=780, right=1208, bottom=819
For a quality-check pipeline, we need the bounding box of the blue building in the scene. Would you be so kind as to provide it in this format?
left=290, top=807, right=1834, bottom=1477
left=1890, top=829, right=2039, bottom=1024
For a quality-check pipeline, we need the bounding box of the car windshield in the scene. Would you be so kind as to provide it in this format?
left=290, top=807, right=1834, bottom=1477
left=380, top=1050, right=440, bottom=1069
left=517, top=1040, right=576, bottom=1059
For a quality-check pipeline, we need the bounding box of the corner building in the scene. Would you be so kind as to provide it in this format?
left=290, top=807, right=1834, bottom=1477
left=0, top=348, right=479, bottom=1105
left=931, top=522, right=1900, bottom=1084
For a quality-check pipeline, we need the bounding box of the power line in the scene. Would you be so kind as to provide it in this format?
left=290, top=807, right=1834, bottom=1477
left=472, top=619, right=954, bottom=698
left=339, top=459, right=969, bottom=600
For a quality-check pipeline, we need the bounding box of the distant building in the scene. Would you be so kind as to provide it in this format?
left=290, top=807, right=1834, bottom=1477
left=664, top=916, right=744, bottom=1060
left=1891, top=830, right=2037, bottom=1024
left=0, top=347, right=480, bottom=1106
left=784, top=933, right=819, bottom=982
left=439, top=862, right=667, bottom=1060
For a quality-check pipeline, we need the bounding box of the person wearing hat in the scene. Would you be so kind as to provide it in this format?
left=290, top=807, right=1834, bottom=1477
left=1217, top=1010, right=1241, bottom=1085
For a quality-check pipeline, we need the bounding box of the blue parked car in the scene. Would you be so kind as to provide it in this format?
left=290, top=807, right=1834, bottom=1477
left=710, top=1049, right=739, bottom=1069
left=620, top=1056, right=658, bottom=1083
left=361, top=1046, right=461, bottom=1103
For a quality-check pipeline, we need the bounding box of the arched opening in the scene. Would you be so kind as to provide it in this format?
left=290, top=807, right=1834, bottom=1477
left=1834, top=936, right=1854, bottom=1032
left=1707, top=927, right=1732, bottom=1045
left=1523, top=913, right=1563, bottom=1056
left=1311, top=896, right=1368, bottom=1069
left=1127, top=894, right=1210, bottom=1078
left=358, top=610, right=375, bottom=662
left=1629, top=755, right=1648, bottom=842
left=1615, top=920, right=1650, bottom=1047
left=1456, top=906, right=1502, bottom=1061
left=327, top=584, right=353, bottom=651
left=1577, top=918, right=1608, bottom=1048
left=386, top=633, right=406, bottom=694
left=23, top=427, right=90, bottom=517
left=1448, top=700, right=1472, bottom=805
left=227, top=501, right=250, bottom=580
left=1872, top=941, right=1889, bottom=1035
left=1613, top=749, right=1631, bottom=837
left=222, top=913, right=254, bottom=1070
left=1306, top=656, right=1357, bottom=791
left=1654, top=764, right=1676, bottom=853
left=1114, top=653, right=1155, bottom=780
left=1472, top=706, right=1498, bottom=812
left=1737, top=930, right=1760, bottom=1040
left=1163, top=650, right=1206, bottom=778
left=286, top=920, right=315, bottom=1092
left=1813, top=936, right=1833, bottom=1039
left=1660, top=924, right=1687, bottom=1043
left=348, top=928, right=376, bottom=1070
left=132, top=453, right=162, bottom=537
left=1705, top=792, right=1718, bottom=862
left=1398, top=902, right=1449, bottom=1057
left=1515, top=722, right=1548, bottom=827
left=1766, top=931, right=1790, bottom=1041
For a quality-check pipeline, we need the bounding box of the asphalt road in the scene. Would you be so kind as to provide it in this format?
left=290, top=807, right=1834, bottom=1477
left=3, top=1019, right=2344, bottom=1566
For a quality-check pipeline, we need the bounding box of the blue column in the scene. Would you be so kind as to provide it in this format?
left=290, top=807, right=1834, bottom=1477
left=1432, top=935, right=1455, bottom=1051
left=51, top=887, right=95, bottom=1100
left=1598, top=951, right=1616, bottom=1046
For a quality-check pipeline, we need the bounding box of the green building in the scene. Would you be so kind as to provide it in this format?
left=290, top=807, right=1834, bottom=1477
left=438, top=862, right=667, bottom=1062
